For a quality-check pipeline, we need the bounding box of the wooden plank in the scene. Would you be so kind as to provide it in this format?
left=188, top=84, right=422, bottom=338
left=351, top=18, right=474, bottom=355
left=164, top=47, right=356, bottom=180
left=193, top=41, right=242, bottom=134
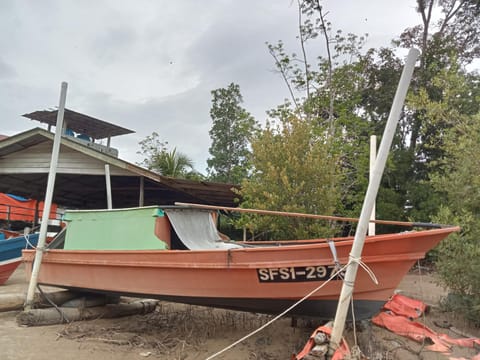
left=0, top=291, right=79, bottom=312
left=17, top=300, right=159, bottom=326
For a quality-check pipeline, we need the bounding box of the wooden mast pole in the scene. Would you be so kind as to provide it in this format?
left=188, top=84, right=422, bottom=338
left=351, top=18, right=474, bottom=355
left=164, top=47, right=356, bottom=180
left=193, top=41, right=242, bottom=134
left=174, top=202, right=445, bottom=229
left=25, top=82, right=68, bottom=310
left=328, top=48, right=420, bottom=354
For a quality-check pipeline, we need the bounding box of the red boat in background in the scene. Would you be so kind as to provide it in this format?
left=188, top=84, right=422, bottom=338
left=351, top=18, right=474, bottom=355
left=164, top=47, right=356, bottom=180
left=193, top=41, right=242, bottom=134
left=0, top=193, right=58, bottom=225
left=23, top=205, right=459, bottom=320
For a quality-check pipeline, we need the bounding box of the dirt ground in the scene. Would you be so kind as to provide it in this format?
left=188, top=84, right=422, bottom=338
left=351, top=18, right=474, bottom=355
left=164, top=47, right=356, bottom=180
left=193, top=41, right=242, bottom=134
left=0, top=265, right=479, bottom=360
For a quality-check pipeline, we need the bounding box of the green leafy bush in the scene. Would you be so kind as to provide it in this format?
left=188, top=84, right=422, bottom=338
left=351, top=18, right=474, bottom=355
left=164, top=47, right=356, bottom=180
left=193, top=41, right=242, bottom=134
left=432, top=197, right=480, bottom=326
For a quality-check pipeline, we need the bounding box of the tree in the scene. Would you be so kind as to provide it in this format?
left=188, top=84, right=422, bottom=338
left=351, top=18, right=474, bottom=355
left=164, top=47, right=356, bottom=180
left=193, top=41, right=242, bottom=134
left=137, top=132, right=202, bottom=179
left=266, top=0, right=368, bottom=127
left=386, top=0, right=480, bottom=221
left=153, top=148, right=196, bottom=178
left=356, top=49, right=420, bottom=225
left=433, top=110, right=480, bottom=325
left=409, top=64, right=480, bottom=324
left=207, top=83, right=259, bottom=184
left=328, top=0, right=480, bottom=225
left=265, top=1, right=374, bottom=225
left=237, top=116, right=342, bottom=240
left=137, top=132, right=168, bottom=170
left=390, top=0, right=480, bottom=326
left=238, top=0, right=479, bottom=242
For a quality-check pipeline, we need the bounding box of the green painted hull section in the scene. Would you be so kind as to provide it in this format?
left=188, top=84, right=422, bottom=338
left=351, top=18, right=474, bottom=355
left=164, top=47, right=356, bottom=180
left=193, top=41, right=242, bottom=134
left=63, top=206, right=168, bottom=250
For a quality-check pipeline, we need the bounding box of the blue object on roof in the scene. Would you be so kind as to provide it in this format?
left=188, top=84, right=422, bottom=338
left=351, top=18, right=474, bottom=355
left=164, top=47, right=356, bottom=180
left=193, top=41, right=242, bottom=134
left=76, top=133, right=91, bottom=142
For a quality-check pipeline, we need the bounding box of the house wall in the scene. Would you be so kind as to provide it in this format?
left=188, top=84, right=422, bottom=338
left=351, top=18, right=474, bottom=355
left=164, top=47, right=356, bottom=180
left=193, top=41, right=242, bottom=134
left=0, top=141, right=132, bottom=176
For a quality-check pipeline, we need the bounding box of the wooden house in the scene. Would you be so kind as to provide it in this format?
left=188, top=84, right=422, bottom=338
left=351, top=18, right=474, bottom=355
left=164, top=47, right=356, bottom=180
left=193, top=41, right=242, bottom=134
left=0, top=109, right=237, bottom=213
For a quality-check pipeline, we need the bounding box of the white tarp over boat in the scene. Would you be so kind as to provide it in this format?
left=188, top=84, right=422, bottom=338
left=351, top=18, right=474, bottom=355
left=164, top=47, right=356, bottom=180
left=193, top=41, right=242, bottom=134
left=164, top=209, right=242, bottom=250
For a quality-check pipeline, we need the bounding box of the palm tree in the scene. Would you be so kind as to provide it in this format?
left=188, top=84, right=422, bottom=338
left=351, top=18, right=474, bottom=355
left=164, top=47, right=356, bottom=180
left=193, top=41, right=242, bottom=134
left=152, top=148, right=198, bottom=179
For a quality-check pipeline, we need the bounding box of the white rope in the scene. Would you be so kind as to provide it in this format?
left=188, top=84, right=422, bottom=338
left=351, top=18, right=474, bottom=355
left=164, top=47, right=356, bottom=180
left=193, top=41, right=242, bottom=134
left=349, top=294, right=367, bottom=360
left=206, top=265, right=348, bottom=360
left=24, top=234, right=34, bottom=249
left=349, top=255, right=378, bottom=285
left=346, top=255, right=376, bottom=360
left=206, top=255, right=378, bottom=360
left=24, top=233, right=37, bottom=249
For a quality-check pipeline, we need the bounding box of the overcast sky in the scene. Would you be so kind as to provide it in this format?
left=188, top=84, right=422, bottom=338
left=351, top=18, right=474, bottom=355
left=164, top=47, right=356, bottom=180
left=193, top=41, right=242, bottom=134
left=0, top=0, right=421, bottom=173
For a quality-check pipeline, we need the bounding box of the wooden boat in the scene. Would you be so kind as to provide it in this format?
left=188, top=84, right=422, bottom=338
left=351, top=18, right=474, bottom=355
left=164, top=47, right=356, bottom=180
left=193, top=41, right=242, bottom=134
left=1, top=231, right=39, bottom=285
left=22, top=205, right=458, bottom=319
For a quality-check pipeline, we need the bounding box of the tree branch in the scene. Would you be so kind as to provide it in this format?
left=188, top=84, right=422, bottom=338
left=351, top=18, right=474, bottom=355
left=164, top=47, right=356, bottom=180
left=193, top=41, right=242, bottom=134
left=418, top=0, right=434, bottom=70
left=267, top=45, right=300, bottom=110
left=439, top=0, right=467, bottom=33
left=313, top=0, right=335, bottom=135
left=298, top=0, right=311, bottom=102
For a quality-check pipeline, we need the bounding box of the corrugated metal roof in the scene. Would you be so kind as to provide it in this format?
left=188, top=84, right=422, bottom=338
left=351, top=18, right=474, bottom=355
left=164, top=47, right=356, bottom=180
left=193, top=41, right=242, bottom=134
left=22, top=108, right=134, bottom=140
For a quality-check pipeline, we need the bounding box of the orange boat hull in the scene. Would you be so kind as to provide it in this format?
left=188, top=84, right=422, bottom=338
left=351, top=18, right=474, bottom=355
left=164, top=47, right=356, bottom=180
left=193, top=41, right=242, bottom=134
left=23, top=227, right=458, bottom=319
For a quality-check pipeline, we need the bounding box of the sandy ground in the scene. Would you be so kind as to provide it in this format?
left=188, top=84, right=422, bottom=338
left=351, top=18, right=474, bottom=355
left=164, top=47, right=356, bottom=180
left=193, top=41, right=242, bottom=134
left=0, top=265, right=479, bottom=360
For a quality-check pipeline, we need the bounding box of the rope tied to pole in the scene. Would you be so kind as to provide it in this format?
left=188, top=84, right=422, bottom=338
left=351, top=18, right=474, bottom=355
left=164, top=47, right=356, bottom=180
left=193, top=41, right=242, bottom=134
left=205, top=257, right=380, bottom=360
left=205, top=266, right=345, bottom=360
left=344, top=256, right=378, bottom=360
left=24, top=233, right=37, bottom=250
left=347, top=255, right=378, bottom=286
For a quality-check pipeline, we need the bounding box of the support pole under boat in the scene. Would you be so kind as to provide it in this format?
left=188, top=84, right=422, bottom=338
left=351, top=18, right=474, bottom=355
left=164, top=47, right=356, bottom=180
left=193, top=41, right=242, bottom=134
left=24, top=82, right=68, bottom=310
left=328, top=48, right=420, bottom=355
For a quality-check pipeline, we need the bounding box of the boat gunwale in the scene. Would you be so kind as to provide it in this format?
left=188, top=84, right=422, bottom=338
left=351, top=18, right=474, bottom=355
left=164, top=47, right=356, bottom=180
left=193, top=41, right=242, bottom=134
left=21, top=227, right=458, bottom=269
left=35, top=226, right=460, bottom=255
left=23, top=250, right=428, bottom=269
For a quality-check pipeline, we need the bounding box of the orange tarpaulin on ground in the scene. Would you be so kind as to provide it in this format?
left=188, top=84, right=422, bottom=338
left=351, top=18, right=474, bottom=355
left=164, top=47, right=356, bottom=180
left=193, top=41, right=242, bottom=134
left=373, top=294, right=480, bottom=356
left=293, top=324, right=350, bottom=360
left=295, top=294, right=479, bottom=359
left=0, top=193, right=58, bottom=222
left=382, top=293, right=427, bottom=319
